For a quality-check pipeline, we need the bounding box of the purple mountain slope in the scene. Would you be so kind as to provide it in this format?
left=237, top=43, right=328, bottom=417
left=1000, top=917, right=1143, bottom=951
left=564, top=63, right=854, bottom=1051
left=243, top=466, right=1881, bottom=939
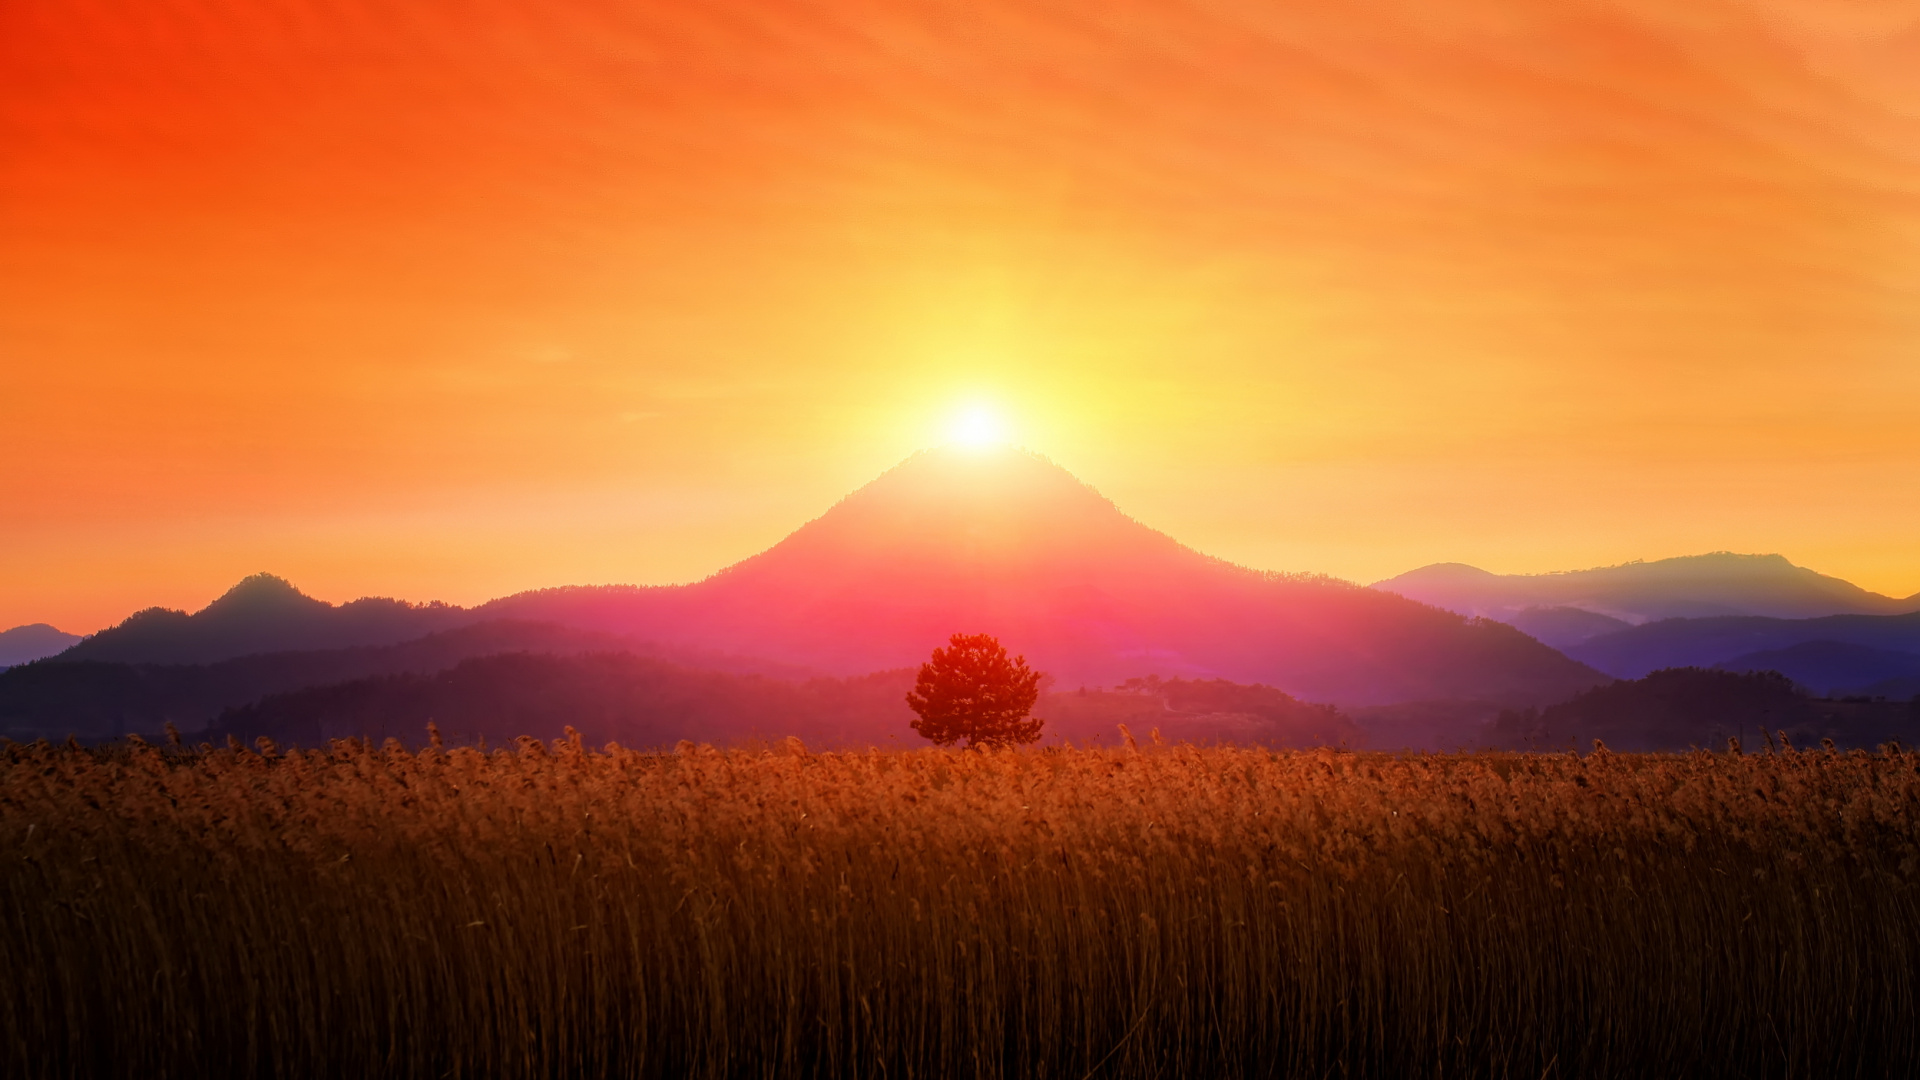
left=477, top=448, right=1605, bottom=705
left=0, top=624, right=82, bottom=668
left=55, top=448, right=1606, bottom=706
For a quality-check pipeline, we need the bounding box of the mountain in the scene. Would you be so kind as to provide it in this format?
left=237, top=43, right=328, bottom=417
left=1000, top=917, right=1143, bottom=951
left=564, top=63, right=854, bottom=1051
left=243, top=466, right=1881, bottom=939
left=36, top=449, right=1604, bottom=711
left=473, top=447, right=1606, bottom=705
left=1713, top=641, right=1920, bottom=698
left=0, top=624, right=82, bottom=668
left=1374, top=553, right=1917, bottom=644
left=1566, top=611, right=1920, bottom=680
left=56, top=574, right=475, bottom=665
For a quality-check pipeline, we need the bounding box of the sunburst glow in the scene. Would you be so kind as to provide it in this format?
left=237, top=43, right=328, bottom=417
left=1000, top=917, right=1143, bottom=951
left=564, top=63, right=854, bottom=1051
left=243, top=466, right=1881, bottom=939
left=948, top=405, right=1009, bottom=448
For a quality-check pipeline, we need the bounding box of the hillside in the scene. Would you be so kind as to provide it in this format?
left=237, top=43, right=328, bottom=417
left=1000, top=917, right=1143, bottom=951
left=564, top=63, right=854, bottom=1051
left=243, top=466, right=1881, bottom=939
left=0, top=622, right=674, bottom=742
left=199, top=657, right=1361, bottom=753
left=1568, top=611, right=1920, bottom=680
left=1714, top=641, right=1920, bottom=698
left=1487, top=668, right=1920, bottom=752
left=1501, top=607, right=1633, bottom=649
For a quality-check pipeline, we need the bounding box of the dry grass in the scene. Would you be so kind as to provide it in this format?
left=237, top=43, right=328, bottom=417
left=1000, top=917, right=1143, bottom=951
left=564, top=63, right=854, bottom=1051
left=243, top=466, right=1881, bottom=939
left=4, top=729, right=1918, bottom=1079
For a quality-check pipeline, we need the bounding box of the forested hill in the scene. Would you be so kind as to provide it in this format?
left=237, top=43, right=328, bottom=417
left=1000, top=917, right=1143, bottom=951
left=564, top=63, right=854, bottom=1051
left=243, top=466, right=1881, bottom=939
left=57, top=574, right=473, bottom=665
left=201, top=659, right=1362, bottom=752
left=1488, top=668, right=1920, bottom=752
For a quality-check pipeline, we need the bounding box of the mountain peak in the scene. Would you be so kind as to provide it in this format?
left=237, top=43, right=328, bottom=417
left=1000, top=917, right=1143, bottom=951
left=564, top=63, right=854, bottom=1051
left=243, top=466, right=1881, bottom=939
left=204, top=573, right=327, bottom=616
left=56, top=574, right=470, bottom=665
left=477, top=448, right=1601, bottom=702
left=713, top=446, right=1212, bottom=591
left=821, top=446, right=1128, bottom=531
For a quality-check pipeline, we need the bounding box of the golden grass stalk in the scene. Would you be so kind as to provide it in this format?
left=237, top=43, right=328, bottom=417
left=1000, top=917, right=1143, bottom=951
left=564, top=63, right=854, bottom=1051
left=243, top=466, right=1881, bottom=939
left=3, top=736, right=1917, bottom=1078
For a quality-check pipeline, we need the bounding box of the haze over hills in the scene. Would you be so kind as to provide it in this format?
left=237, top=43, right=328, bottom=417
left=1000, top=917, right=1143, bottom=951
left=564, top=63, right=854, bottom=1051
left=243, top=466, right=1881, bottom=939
left=45, top=447, right=1605, bottom=711
left=201, top=654, right=919, bottom=753
left=1712, top=641, right=1920, bottom=699
left=1374, top=553, right=1918, bottom=647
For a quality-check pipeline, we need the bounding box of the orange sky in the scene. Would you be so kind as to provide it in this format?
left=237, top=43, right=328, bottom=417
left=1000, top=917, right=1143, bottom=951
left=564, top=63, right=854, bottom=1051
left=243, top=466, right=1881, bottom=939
left=5, top=0, right=1920, bottom=632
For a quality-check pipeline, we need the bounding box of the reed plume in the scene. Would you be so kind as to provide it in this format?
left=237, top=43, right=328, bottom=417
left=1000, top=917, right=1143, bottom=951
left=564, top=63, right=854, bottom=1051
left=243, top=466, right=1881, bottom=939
left=4, top=733, right=1916, bottom=1078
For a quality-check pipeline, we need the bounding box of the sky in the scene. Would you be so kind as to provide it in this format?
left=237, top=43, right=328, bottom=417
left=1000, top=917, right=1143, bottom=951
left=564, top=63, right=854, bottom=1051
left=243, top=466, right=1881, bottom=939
left=5, top=0, right=1920, bottom=632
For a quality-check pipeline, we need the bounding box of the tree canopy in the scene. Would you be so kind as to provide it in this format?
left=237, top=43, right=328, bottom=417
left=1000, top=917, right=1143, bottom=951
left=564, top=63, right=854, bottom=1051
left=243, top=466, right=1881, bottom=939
left=906, top=633, right=1045, bottom=748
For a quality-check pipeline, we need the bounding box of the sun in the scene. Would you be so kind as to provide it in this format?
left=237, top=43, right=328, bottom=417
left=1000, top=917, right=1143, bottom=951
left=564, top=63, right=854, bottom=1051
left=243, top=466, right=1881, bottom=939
left=947, top=404, right=1009, bottom=448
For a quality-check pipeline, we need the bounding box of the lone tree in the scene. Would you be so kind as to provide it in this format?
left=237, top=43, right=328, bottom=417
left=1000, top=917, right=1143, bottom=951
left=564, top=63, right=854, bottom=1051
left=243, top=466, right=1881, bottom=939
left=906, top=633, right=1046, bottom=748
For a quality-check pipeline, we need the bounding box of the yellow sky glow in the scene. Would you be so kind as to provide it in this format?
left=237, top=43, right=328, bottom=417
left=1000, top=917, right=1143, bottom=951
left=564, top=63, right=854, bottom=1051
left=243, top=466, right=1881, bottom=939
left=4, top=0, right=1920, bottom=631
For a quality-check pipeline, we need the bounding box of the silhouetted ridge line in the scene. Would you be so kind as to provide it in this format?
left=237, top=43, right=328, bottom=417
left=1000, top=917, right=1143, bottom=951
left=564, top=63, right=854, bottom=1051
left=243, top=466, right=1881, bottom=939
left=40, top=447, right=1607, bottom=706
left=1377, top=552, right=1917, bottom=631
left=60, top=573, right=473, bottom=666
left=0, top=620, right=823, bottom=743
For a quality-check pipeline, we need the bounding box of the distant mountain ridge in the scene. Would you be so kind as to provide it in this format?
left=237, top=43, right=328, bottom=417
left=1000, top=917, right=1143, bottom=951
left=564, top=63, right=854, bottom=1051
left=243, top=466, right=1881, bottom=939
left=1374, top=553, right=1917, bottom=648
left=1713, top=641, right=1920, bottom=699
left=1371, top=551, right=1920, bottom=695
left=59, top=574, right=474, bottom=664
left=41, top=448, right=1606, bottom=710
left=0, top=624, right=81, bottom=669
left=0, top=620, right=811, bottom=742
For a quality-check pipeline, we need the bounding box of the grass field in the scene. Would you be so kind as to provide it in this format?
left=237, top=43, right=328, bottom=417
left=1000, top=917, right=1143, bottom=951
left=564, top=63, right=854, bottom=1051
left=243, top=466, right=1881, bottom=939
left=5, top=730, right=1918, bottom=1078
